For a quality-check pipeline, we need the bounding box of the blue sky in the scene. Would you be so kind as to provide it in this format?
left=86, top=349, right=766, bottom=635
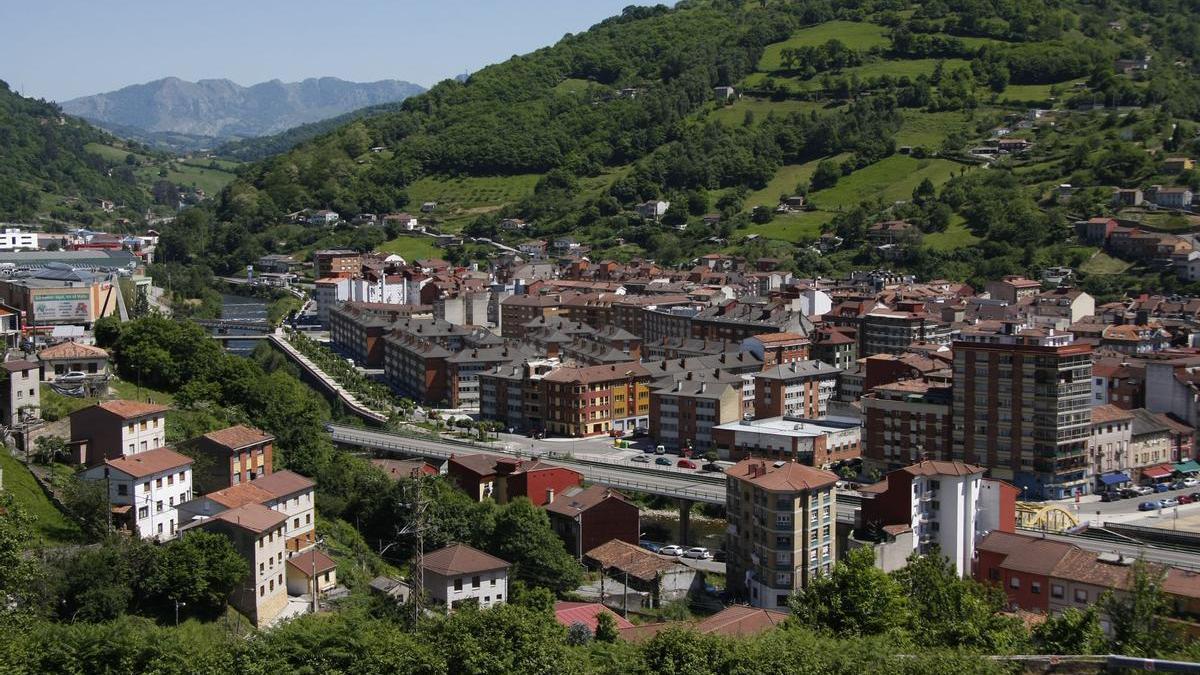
left=1, top=0, right=640, bottom=101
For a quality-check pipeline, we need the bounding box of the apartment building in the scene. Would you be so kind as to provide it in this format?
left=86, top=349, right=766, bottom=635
left=541, top=362, right=652, bottom=437
left=859, top=460, right=1018, bottom=576
left=194, top=503, right=289, bottom=627
left=178, top=470, right=317, bottom=555
left=649, top=377, right=742, bottom=452
left=187, top=425, right=274, bottom=493
left=712, top=416, right=861, bottom=466
left=1089, top=404, right=1133, bottom=489
left=69, top=400, right=169, bottom=466
left=861, top=380, right=954, bottom=473
left=81, top=447, right=193, bottom=542
left=478, top=359, right=557, bottom=432
left=0, top=359, right=39, bottom=426
left=499, top=294, right=567, bottom=338
left=546, top=485, right=640, bottom=559
left=951, top=322, right=1093, bottom=499
left=726, top=459, right=838, bottom=611
left=741, top=332, right=811, bottom=366
left=313, top=249, right=361, bottom=279
left=809, top=326, right=857, bottom=372
left=752, top=361, right=840, bottom=419
left=984, top=276, right=1043, bottom=304
left=859, top=307, right=953, bottom=357
left=446, top=345, right=531, bottom=408
left=447, top=453, right=582, bottom=505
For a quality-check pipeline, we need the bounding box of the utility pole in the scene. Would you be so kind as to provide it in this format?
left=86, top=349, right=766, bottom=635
left=397, top=477, right=430, bottom=622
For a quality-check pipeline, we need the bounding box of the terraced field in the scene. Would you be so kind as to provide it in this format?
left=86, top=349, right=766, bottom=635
left=405, top=174, right=540, bottom=230
left=757, top=21, right=891, bottom=70
left=807, top=155, right=967, bottom=210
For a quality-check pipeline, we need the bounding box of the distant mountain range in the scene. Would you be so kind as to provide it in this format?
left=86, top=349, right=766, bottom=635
left=61, top=76, right=425, bottom=152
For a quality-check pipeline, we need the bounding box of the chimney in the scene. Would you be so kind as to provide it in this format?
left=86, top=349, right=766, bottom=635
left=546, top=488, right=555, bottom=504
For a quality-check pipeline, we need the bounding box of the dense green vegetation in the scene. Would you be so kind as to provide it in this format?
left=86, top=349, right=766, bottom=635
left=0, top=81, right=149, bottom=221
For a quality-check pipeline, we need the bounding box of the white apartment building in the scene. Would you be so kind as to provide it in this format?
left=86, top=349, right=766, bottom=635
left=420, top=543, right=510, bottom=611
left=1090, top=404, right=1133, bottom=487
left=177, top=469, right=316, bottom=555
left=193, top=502, right=289, bottom=627
left=0, top=228, right=38, bottom=252
left=82, top=447, right=193, bottom=542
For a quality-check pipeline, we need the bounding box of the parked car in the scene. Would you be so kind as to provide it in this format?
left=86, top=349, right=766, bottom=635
left=712, top=549, right=727, bottom=563
left=702, top=463, right=724, bottom=473
left=1133, top=485, right=1155, bottom=495
left=1099, top=491, right=1122, bottom=502
left=1160, top=498, right=1180, bottom=508
left=1170, top=480, right=1188, bottom=491
left=631, top=455, right=651, bottom=464
left=609, top=429, right=625, bottom=438
left=1191, top=492, right=1200, bottom=502
left=643, top=446, right=656, bottom=453
left=655, top=457, right=672, bottom=466
left=1154, top=483, right=1170, bottom=493
left=633, top=426, right=649, bottom=437
left=677, top=459, right=697, bottom=469
left=1138, top=501, right=1160, bottom=511
left=55, top=371, right=87, bottom=384
left=660, top=545, right=684, bottom=556
left=639, top=540, right=663, bottom=553
left=683, top=547, right=712, bottom=560
left=1178, top=494, right=1194, bottom=505
left=1120, top=488, right=1140, bottom=499
left=1183, top=477, right=1199, bottom=488
left=654, top=445, right=667, bottom=455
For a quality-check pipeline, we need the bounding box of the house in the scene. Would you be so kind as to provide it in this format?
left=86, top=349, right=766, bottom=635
left=192, top=503, right=289, bottom=627
left=186, top=424, right=275, bottom=493
left=985, top=275, right=1043, bottom=304
left=420, top=201, right=438, bottom=213
left=308, top=210, right=340, bottom=226
left=384, top=213, right=421, bottom=231
left=1153, top=186, right=1194, bottom=209
left=1163, top=157, right=1195, bottom=174
left=636, top=200, right=670, bottom=221
left=518, top=240, right=548, bottom=258
left=712, top=415, right=861, bottom=465
left=553, top=601, right=635, bottom=632
left=866, top=220, right=915, bottom=245
left=546, top=485, right=640, bottom=559
left=714, top=85, right=737, bottom=99
left=0, top=360, right=39, bottom=426
left=80, top=447, right=193, bottom=542
left=368, top=576, right=412, bottom=603
left=584, top=538, right=701, bottom=607
left=618, top=605, right=789, bottom=642
left=177, top=470, right=317, bottom=554
left=553, top=237, right=580, bottom=251
left=997, top=138, right=1032, bottom=153
left=285, top=548, right=338, bottom=599
left=371, top=457, right=438, bottom=480
left=1111, top=188, right=1144, bottom=207
left=447, top=453, right=582, bottom=505
left=69, top=400, right=169, bottom=466
left=420, top=543, right=509, bottom=611
left=778, top=195, right=806, bottom=212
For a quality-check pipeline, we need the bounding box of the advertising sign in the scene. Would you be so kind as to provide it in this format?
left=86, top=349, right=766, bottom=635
left=33, top=292, right=90, bottom=323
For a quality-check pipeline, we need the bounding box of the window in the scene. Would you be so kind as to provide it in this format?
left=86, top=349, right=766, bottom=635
left=156, top=500, right=163, bottom=513
left=472, top=576, right=481, bottom=588
left=155, top=478, right=163, bottom=489
left=260, top=586, right=265, bottom=597
left=776, top=595, right=789, bottom=608
left=117, top=483, right=128, bottom=496
left=259, top=563, right=264, bottom=573
left=294, top=518, right=300, bottom=529
left=1010, top=576, right=1020, bottom=589
left=1031, top=582, right=1041, bottom=594
left=988, top=568, right=999, bottom=581
left=491, top=578, right=497, bottom=586
left=1051, top=584, right=1064, bottom=599
left=167, top=474, right=173, bottom=485
left=1074, top=589, right=1087, bottom=603
left=138, top=506, right=149, bottom=519
left=454, top=578, right=463, bottom=591
left=157, top=523, right=163, bottom=534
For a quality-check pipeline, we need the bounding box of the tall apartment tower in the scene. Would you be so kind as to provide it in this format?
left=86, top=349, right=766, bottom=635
left=951, top=321, right=1092, bottom=500
left=725, top=458, right=838, bottom=612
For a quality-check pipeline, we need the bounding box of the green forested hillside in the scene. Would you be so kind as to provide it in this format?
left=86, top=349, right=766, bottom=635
left=160, top=0, right=1200, bottom=293
left=0, top=80, right=150, bottom=220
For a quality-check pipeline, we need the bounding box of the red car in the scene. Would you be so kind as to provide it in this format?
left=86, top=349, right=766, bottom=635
left=1179, top=494, right=1195, bottom=505
left=677, top=459, right=697, bottom=469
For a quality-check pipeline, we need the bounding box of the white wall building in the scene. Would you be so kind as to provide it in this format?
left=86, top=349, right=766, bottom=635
left=0, top=228, right=38, bottom=252
left=82, top=447, right=193, bottom=542
left=177, top=470, right=317, bottom=556
left=420, top=543, right=509, bottom=611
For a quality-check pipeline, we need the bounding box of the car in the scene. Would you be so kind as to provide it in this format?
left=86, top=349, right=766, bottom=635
left=55, top=371, right=87, bottom=384
left=654, top=445, right=667, bottom=455
left=702, top=463, right=724, bottom=473
left=639, top=540, right=663, bottom=553
left=1191, top=492, right=1200, bottom=502
left=655, top=457, right=672, bottom=466
left=683, top=547, right=712, bottom=560
left=1184, top=477, right=1199, bottom=488
left=631, top=455, right=651, bottom=464
left=1120, top=488, right=1140, bottom=499
left=1154, top=483, right=1170, bottom=493
left=712, top=549, right=727, bottom=563
left=1160, top=498, right=1180, bottom=508
left=1100, top=491, right=1122, bottom=502
left=1178, top=494, right=1194, bottom=505
left=609, top=429, right=625, bottom=438
left=677, top=459, right=697, bottom=469
left=643, top=445, right=657, bottom=453
left=633, top=427, right=649, bottom=437
left=660, top=545, right=684, bottom=556
left=1138, top=501, right=1160, bottom=511
left=1170, top=481, right=1188, bottom=491
left=1133, top=485, right=1155, bottom=496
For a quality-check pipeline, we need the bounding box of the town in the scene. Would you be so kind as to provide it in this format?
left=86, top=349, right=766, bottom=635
left=6, top=0, right=1200, bottom=671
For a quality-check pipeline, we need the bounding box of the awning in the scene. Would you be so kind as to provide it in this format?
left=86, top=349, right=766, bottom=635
left=1174, top=460, right=1200, bottom=474
left=1099, top=472, right=1131, bottom=486
left=1142, top=464, right=1173, bottom=480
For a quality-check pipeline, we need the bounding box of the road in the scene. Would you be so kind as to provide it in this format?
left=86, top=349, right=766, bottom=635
left=1050, top=483, right=1200, bottom=521
left=328, top=424, right=862, bottom=523
left=1019, top=528, right=1200, bottom=571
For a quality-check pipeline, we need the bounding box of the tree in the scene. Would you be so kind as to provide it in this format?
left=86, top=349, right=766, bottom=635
left=595, top=610, right=619, bottom=642
left=750, top=206, right=773, bottom=224
left=31, top=435, right=67, bottom=464
left=0, top=493, right=48, bottom=615
left=51, top=539, right=140, bottom=622
left=789, top=546, right=907, bottom=636
left=142, top=531, right=246, bottom=620
left=1098, top=560, right=1182, bottom=657
left=912, top=177, right=936, bottom=206
left=62, top=476, right=111, bottom=542
left=566, top=622, right=593, bottom=645
left=1032, top=607, right=1105, bottom=655
left=810, top=160, right=840, bottom=190
left=489, top=498, right=582, bottom=594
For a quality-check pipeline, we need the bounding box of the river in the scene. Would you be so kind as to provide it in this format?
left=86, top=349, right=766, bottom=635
left=220, top=293, right=269, bottom=355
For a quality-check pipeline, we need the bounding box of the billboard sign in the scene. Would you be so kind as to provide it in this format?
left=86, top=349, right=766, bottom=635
left=33, top=292, right=90, bottom=323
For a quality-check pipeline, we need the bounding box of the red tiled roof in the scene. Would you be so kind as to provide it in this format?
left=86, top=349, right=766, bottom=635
left=694, top=605, right=788, bottom=637
left=38, top=341, right=108, bottom=360
left=105, top=447, right=192, bottom=478
left=247, top=470, right=314, bottom=498
left=900, top=460, right=985, bottom=477
left=91, top=399, right=169, bottom=419
left=208, top=503, right=287, bottom=534
left=420, top=543, right=508, bottom=576
left=205, top=483, right=276, bottom=509
left=286, top=549, right=338, bottom=576
left=202, top=425, right=273, bottom=450
left=1092, top=404, right=1135, bottom=425
left=545, top=485, right=628, bottom=517
left=728, top=459, right=838, bottom=493
left=553, top=601, right=635, bottom=632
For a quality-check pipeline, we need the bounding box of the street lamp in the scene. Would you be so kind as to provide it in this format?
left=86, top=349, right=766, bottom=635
left=174, top=599, right=186, bottom=627
left=311, top=537, right=326, bottom=615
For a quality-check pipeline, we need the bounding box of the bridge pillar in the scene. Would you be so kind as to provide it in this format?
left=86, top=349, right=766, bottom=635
left=678, top=498, right=693, bottom=546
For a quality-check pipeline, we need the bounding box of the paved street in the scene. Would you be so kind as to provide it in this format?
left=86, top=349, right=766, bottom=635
left=1047, top=483, right=1200, bottom=523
